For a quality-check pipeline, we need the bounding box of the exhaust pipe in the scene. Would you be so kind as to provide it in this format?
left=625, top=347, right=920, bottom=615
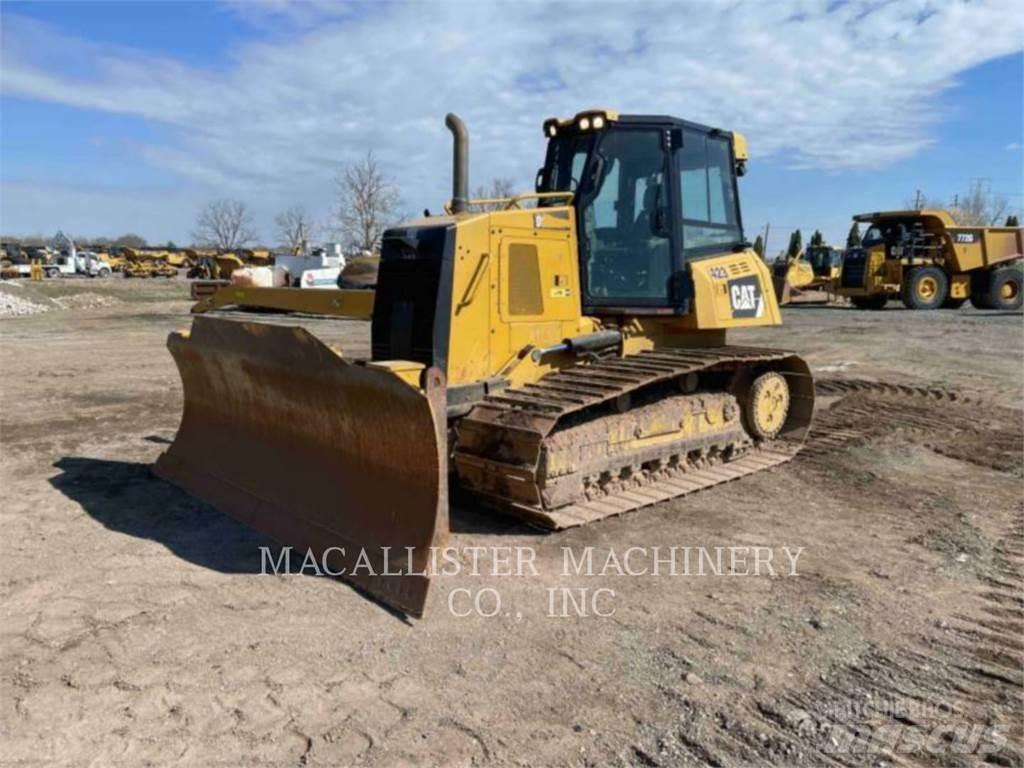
left=445, top=113, right=469, bottom=214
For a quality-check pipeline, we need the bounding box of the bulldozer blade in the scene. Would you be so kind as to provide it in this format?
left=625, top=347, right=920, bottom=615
left=154, top=316, right=448, bottom=617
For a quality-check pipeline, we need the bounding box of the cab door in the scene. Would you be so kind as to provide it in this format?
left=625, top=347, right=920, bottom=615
left=576, top=128, right=675, bottom=310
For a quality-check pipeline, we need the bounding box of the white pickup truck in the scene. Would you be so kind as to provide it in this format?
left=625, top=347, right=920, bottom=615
left=274, top=242, right=346, bottom=288
left=11, top=233, right=113, bottom=278
left=51, top=250, right=112, bottom=278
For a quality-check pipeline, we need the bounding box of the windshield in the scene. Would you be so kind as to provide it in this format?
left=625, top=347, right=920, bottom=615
left=862, top=226, right=883, bottom=246
left=540, top=133, right=594, bottom=195
left=807, top=246, right=842, bottom=270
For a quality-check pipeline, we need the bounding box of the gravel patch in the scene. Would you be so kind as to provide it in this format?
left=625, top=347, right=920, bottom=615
left=51, top=292, right=121, bottom=311
left=0, top=290, right=52, bottom=317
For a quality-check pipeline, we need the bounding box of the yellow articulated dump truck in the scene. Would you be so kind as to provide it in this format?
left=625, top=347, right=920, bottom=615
left=837, top=210, right=1022, bottom=310
left=155, top=110, right=814, bottom=616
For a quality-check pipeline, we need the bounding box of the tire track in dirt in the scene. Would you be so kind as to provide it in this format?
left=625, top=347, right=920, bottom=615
left=802, top=378, right=1022, bottom=475
left=622, top=378, right=1023, bottom=767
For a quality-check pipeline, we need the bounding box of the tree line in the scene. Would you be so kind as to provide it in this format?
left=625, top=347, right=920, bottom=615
left=192, top=155, right=518, bottom=254
left=3, top=233, right=153, bottom=249
left=6, top=156, right=518, bottom=255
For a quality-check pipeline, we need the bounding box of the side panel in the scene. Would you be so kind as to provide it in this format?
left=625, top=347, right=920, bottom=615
left=980, top=228, right=1023, bottom=270
left=944, top=228, right=1021, bottom=273
left=447, top=207, right=589, bottom=383
left=946, top=228, right=986, bottom=272
left=443, top=216, right=494, bottom=386
left=689, top=251, right=781, bottom=328
left=498, top=230, right=580, bottom=353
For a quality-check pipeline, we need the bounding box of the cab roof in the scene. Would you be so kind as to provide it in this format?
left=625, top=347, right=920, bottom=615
left=542, top=109, right=746, bottom=159
left=544, top=108, right=733, bottom=136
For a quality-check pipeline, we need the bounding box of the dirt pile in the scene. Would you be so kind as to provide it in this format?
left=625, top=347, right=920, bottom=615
left=0, top=287, right=52, bottom=317
left=0, top=285, right=123, bottom=317
left=51, top=292, right=121, bottom=311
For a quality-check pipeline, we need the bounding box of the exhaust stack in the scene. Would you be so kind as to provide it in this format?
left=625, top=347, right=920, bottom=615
left=445, top=113, right=469, bottom=214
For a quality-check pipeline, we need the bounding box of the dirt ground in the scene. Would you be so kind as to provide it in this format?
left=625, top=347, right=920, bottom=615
left=1, top=278, right=1022, bottom=767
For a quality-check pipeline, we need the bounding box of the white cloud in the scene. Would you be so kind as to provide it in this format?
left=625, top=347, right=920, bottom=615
left=1, top=0, right=1022, bottom=240
left=1008, top=142, right=1022, bottom=151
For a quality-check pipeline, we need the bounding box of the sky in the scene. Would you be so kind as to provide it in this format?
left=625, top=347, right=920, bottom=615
left=0, top=0, right=1022, bottom=251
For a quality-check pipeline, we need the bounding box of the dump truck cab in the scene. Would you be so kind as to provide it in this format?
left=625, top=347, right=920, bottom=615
left=837, top=209, right=1023, bottom=310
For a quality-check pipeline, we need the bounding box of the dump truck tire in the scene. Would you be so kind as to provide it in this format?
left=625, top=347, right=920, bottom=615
left=984, top=267, right=1023, bottom=311
left=901, top=266, right=947, bottom=310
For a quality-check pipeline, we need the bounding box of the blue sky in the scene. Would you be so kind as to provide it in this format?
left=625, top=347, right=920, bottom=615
left=1, top=0, right=1021, bottom=249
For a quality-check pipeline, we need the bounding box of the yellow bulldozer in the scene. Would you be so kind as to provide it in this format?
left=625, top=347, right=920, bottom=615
left=837, top=210, right=1023, bottom=310
left=155, top=110, right=814, bottom=616
left=772, top=244, right=843, bottom=304
left=121, top=248, right=179, bottom=278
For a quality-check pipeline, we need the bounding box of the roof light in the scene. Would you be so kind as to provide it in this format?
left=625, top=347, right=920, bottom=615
left=578, top=117, right=591, bottom=130
left=547, top=123, right=558, bottom=137
left=592, top=115, right=605, bottom=129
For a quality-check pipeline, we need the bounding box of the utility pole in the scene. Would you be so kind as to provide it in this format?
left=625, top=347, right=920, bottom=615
left=763, top=222, right=770, bottom=261
left=913, top=189, right=922, bottom=209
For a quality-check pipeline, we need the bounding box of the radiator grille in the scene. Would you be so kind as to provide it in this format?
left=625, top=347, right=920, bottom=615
left=840, top=251, right=866, bottom=289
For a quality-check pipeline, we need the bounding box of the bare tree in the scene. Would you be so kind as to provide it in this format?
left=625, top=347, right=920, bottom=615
left=275, top=206, right=314, bottom=253
left=471, top=177, right=517, bottom=212
left=905, top=183, right=1011, bottom=226
left=952, top=181, right=1009, bottom=226
left=335, top=151, right=401, bottom=253
left=192, top=199, right=257, bottom=250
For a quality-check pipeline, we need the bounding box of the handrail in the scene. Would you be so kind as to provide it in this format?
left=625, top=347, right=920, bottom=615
left=443, top=190, right=575, bottom=214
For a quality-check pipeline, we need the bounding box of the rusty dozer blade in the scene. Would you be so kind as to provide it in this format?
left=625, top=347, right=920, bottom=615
left=154, top=316, right=448, bottom=617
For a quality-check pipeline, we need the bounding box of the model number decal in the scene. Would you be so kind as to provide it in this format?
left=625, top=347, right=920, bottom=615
left=954, top=232, right=978, bottom=244
left=709, top=266, right=728, bottom=279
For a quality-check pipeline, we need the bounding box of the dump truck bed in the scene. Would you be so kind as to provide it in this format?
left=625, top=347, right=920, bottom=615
left=947, top=226, right=1023, bottom=273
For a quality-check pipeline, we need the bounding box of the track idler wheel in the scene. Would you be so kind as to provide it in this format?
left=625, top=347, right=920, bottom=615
left=742, top=371, right=791, bottom=440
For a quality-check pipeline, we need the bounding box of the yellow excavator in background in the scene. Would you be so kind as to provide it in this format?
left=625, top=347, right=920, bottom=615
left=155, top=110, right=814, bottom=616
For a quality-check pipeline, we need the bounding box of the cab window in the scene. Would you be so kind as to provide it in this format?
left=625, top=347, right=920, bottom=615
left=678, top=129, right=742, bottom=252
left=579, top=129, right=672, bottom=303
left=862, top=226, right=883, bottom=246
left=541, top=133, right=594, bottom=195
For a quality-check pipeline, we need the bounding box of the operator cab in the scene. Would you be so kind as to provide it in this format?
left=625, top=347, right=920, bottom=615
left=806, top=245, right=843, bottom=276
left=537, top=110, right=747, bottom=313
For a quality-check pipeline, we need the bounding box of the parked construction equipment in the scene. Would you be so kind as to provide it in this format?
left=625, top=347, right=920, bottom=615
left=838, top=210, right=1022, bottom=310
left=2, top=233, right=112, bottom=278
left=155, top=110, right=814, bottom=616
left=121, top=248, right=178, bottom=278
left=772, top=244, right=843, bottom=304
